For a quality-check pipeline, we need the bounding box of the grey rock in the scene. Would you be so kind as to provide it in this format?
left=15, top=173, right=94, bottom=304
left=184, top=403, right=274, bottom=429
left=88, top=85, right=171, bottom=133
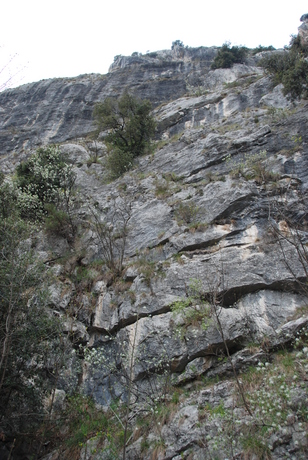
left=48, top=280, right=75, bottom=310
left=299, top=14, right=308, bottom=46
left=93, top=291, right=118, bottom=332
left=62, top=317, right=89, bottom=343
left=161, top=404, right=200, bottom=458
left=80, top=437, right=101, bottom=460
left=126, top=199, right=178, bottom=255
left=259, top=84, right=290, bottom=108
left=60, top=143, right=89, bottom=164
left=41, top=450, right=61, bottom=460
left=48, top=389, right=66, bottom=413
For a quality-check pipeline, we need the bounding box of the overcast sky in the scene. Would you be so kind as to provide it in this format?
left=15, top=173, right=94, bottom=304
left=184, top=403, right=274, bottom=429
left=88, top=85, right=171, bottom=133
left=0, top=1, right=307, bottom=90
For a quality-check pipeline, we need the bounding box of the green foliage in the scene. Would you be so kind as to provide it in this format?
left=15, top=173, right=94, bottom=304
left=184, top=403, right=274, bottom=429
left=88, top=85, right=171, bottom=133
left=241, top=436, right=271, bottom=459
left=44, top=203, right=72, bottom=239
left=105, top=147, right=134, bottom=180
left=228, top=150, right=279, bottom=184
left=171, top=279, right=212, bottom=333
left=171, top=40, right=184, bottom=49
left=197, top=333, right=308, bottom=459
left=261, top=34, right=308, bottom=99
left=64, top=394, right=108, bottom=448
left=15, top=145, right=77, bottom=222
left=252, top=45, right=275, bottom=55
left=93, top=93, right=156, bottom=179
left=0, top=172, right=17, bottom=219
left=211, top=43, right=248, bottom=69
left=154, top=180, right=172, bottom=200
left=0, top=216, right=67, bottom=436
left=207, top=401, right=226, bottom=418
left=136, top=258, right=156, bottom=286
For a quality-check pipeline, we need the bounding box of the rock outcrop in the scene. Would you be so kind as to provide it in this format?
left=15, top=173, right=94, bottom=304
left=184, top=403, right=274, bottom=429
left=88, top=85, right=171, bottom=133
left=299, top=13, right=308, bottom=46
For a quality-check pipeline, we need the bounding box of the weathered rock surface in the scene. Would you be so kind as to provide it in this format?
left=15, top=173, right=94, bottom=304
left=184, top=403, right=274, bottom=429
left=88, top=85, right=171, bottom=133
left=2, top=21, right=308, bottom=460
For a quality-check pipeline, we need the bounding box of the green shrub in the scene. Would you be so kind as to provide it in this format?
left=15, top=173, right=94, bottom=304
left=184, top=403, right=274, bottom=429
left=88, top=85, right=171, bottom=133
left=172, top=40, right=184, bottom=49
left=64, top=394, right=108, bottom=448
left=105, top=147, right=134, bottom=180
left=16, top=145, right=76, bottom=221
left=44, top=203, right=72, bottom=239
left=252, top=45, right=275, bottom=55
left=211, top=43, right=248, bottom=69
left=154, top=178, right=170, bottom=198
left=260, top=34, right=308, bottom=99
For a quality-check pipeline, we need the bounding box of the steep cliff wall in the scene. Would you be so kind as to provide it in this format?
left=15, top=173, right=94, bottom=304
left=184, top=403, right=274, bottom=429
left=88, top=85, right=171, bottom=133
left=1, top=32, right=308, bottom=460
left=0, top=46, right=219, bottom=162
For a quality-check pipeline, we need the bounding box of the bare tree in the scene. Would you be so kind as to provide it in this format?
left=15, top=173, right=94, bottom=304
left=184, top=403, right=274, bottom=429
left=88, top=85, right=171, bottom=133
left=90, top=195, right=132, bottom=276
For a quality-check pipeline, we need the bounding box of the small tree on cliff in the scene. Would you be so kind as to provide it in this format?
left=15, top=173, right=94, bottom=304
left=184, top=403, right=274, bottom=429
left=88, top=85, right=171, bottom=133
left=93, top=93, right=156, bottom=178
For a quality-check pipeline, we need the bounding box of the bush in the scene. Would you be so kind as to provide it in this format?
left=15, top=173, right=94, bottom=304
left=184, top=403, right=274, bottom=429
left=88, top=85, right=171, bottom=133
left=211, top=43, right=248, bottom=69
left=44, top=203, right=72, bottom=239
left=281, top=57, right=308, bottom=99
left=15, top=145, right=77, bottom=224
left=105, top=148, right=134, bottom=180
left=260, top=34, right=308, bottom=99
left=172, top=40, right=184, bottom=49
left=252, top=45, right=275, bottom=55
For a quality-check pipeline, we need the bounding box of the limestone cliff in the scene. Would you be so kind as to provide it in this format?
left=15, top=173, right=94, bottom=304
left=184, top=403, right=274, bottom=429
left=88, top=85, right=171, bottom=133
left=1, top=18, right=308, bottom=460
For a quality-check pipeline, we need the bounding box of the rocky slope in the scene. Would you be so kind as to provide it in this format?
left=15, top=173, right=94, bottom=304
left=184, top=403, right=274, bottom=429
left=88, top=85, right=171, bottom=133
left=1, top=21, right=308, bottom=460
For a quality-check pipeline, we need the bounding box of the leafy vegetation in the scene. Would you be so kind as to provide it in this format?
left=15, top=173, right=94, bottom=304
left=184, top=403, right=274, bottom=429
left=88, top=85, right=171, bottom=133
left=16, top=145, right=76, bottom=220
left=261, top=34, right=308, bottom=99
left=0, top=198, right=73, bottom=453
left=227, top=149, right=279, bottom=185
left=252, top=45, right=275, bottom=55
left=171, top=40, right=184, bottom=49
left=64, top=394, right=108, bottom=448
left=14, top=145, right=78, bottom=243
left=93, top=93, right=156, bottom=179
left=0, top=152, right=81, bottom=456
left=201, top=329, right=308, bottom=459
left=211, top=42, right=248, bottom=69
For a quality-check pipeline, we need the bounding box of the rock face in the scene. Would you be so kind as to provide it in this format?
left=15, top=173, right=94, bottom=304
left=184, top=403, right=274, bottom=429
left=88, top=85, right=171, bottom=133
left=0, top=46, right=219, bottom=161
left=2, top=18, right=308, bottom=460
left=299, top=13, right=308, bottom=46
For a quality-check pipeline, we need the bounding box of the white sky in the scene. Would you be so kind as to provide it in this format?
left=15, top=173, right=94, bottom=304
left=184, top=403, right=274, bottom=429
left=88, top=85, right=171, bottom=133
left=0, top=1, right=307, bottom=90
